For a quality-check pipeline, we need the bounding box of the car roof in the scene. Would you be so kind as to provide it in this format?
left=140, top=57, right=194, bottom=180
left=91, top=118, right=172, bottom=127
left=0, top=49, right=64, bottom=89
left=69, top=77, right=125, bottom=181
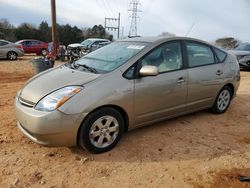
left=17, top=39, right=44, bottom=42
left=118, top=36, right=212, bottom=45
left=87, top=38, right=110, bottom=42
left=0, top=39, right=10, bottom=43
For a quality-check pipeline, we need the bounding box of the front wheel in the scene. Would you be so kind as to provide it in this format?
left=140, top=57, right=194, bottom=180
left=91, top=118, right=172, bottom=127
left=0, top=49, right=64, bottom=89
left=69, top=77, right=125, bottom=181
left=78, top=108, right=124, bottom=153
left=211, top=86, right=232, bottom=114
left=7, top=51, right=17, bottom=60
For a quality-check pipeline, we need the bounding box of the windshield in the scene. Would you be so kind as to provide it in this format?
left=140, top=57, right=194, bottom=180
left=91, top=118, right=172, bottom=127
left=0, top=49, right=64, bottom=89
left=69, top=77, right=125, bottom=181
left=74, top=41, right=148, bottom=73
left=235, top=43, right=250, bottom=51
left=80, top=39, right=92, bottom=46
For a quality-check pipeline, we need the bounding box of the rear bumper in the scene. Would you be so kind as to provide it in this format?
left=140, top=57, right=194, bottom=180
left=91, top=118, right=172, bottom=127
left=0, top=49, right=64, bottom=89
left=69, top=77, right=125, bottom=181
left=15, top=96, right=85, bottom=146
left=17, top=51, right=24, bottom=57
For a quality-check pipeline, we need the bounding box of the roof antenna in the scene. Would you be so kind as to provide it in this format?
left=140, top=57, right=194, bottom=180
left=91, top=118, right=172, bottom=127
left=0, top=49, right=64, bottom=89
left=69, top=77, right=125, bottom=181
left=185, top=23, right=195, bottom=37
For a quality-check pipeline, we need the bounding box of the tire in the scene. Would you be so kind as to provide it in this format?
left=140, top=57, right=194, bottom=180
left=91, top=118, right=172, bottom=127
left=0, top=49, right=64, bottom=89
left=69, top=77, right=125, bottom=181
left=78, top=107, right=124, bottom=153
left=7, top=51, right=17, bottom=60
left=41, top=49, right=47, bottom=56
left=211, top=86, right=232, bottom=114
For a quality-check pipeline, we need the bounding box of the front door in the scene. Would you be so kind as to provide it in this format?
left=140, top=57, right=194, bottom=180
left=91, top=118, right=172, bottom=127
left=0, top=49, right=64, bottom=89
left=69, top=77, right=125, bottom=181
left=134, top=41, right=187, bottom=126
left=0, top=41, right=8, bottom=58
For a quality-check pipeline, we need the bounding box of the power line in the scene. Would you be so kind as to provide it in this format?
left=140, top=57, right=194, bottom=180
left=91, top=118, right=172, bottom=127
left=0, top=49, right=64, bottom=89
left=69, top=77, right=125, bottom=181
left=185, top=23, right=195, bottom=37
left=103, top=0, right=115, bottom=15
left=101, top=0, right=113, bottom=17
left=96, top=0, right=109, bottom=17
left=128, top=0, right=142, bottom=37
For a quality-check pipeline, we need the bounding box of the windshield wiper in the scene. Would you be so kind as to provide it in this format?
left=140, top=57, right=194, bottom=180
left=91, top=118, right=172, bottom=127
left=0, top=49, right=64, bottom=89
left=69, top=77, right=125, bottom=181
left=75, top=63, right=98, bottom=73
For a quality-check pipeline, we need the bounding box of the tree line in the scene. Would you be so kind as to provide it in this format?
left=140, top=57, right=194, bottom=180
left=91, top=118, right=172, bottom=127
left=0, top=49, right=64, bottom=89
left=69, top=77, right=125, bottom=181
left=0, top=18, right=113, bottom=46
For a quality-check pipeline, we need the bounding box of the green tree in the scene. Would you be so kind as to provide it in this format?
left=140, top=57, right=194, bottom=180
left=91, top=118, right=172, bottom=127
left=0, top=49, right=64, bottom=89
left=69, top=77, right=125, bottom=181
left=57, top=24, right=83, bottom=46
left=0, top=18, right=16, bottom=41
left=14, top=23, right=39, bottom=40
left=84, top=25, right=112, bottom=40
left=0, top=19, right=113, bottom=44
left=38, top=21, right=51, bottom=42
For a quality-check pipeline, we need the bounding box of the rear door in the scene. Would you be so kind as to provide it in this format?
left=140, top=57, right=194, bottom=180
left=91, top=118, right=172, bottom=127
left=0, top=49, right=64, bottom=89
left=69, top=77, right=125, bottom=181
left=185, top=41, right=224, bottom=111
left=134, top=41, right=188, bottom=125
left=30, top=41, right=40, bottom=53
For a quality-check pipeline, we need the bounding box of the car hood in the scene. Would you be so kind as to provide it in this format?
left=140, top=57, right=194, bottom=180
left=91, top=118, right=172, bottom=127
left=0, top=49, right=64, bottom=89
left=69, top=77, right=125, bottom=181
left=68, top=43, right=87, bottom=48
left=19, top=65, right=100, bottom=103
left=228, top=50, right=250, bottom=56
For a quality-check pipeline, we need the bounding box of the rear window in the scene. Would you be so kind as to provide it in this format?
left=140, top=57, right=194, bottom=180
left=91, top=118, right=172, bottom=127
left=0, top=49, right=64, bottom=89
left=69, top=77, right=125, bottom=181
left=213, top=48, right=227, bottom=62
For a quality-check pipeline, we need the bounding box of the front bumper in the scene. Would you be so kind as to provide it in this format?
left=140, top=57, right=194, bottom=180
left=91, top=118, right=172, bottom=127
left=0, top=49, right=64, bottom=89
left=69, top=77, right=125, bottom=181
left=15, top=96, right=86, bottom=146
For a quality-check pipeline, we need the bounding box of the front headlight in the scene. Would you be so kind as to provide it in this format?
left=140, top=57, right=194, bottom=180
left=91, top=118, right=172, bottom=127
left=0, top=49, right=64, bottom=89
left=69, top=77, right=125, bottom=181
left=35, top=86, right=83, bottom=112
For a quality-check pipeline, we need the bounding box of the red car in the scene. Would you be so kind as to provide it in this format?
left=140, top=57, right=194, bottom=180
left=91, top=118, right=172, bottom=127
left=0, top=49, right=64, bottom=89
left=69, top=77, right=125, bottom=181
left=16, top=39, right=48, bottom=56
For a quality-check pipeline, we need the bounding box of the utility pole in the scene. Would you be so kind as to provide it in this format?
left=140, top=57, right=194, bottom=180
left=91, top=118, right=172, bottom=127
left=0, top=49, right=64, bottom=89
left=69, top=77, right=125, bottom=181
left=104, top=13, right=121, bottom=39
left=128, top=0, right=141, bottom=37
left=51, top=0, right=57, bottom=63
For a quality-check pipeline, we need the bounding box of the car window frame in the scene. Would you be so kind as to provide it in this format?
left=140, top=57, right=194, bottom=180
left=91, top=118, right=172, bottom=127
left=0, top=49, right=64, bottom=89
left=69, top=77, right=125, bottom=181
left=184, top=40, right=217, bottom=69
left=123, top=40, right=186, bottom=80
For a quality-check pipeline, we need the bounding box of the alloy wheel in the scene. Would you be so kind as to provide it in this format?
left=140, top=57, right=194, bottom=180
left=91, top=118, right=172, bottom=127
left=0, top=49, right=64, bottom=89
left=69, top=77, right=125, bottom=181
left=89, top=116, right=119, bottom=148
left=8, top=52, right=17, bottom=60
left=217, top=89, right=231, bottom=111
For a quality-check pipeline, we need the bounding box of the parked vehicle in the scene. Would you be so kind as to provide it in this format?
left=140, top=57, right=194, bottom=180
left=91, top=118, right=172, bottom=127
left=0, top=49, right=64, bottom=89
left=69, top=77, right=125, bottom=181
left=66, top=38, right=110, bottom=60
left=229, top=43, right=250, bottom=69
left=0, top=39, right=24, bottom=60
left=15, top=37, right=240, bottom=153
left=16, top=39, right=48, bottom=56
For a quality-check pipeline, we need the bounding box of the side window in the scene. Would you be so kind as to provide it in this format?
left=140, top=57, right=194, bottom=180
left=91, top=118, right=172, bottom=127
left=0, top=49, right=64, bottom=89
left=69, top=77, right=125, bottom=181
left=140, top=42, right=183, bottom=73
left=92, top=41, right=100, bottom=46
left=245, top=45, right=250, bottom=51
left=31, top=41, right=39, bottom=46
left=25, top=41, right=32, bottom=46
left=213, top=47, right=227, bottom=62
left=0, top=41, right=8, bottom=46
left=186, top=42, right=215, bottom=68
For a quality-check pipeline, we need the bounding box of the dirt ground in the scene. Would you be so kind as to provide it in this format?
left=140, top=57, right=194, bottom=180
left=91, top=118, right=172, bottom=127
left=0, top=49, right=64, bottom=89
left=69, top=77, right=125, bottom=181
left=0, top=55, right=250, bottom=188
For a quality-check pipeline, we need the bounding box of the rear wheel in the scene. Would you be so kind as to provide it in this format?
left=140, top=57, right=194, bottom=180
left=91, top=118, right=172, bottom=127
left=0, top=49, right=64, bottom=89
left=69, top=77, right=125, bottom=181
left=211, top=86, right=232, bottom=114
left=78, top=108, right=124, bottom=153
left=7, top=51, right=17, bottom=60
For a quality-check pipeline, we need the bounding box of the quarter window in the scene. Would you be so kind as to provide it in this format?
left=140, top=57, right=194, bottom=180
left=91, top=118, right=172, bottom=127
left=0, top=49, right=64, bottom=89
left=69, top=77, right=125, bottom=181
left=186, top=42, right=215, bottom=68
left=140, top=42, right=183, bottom=73
left=213, top=47, right=227, bottom=62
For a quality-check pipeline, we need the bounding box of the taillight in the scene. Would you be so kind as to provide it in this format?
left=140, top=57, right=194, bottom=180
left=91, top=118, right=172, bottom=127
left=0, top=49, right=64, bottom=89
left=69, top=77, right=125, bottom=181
left=17, top=45, right=23, bottom=50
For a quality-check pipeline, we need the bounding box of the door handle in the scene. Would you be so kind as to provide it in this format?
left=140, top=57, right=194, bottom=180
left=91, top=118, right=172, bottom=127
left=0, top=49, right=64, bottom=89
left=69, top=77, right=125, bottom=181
left=216, top=70, right=223, bottom=76
left=177, top=77, right=185, bottom=84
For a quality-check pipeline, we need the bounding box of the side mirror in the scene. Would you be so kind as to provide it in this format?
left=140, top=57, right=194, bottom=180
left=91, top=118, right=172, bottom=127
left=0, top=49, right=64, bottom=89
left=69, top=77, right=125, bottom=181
left=139, top=65, right=159, bottom=77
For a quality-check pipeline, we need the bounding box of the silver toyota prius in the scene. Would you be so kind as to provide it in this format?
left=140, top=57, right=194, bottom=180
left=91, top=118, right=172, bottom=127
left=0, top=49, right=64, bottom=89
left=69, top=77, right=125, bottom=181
left=15, top=37, right=240, bottom=153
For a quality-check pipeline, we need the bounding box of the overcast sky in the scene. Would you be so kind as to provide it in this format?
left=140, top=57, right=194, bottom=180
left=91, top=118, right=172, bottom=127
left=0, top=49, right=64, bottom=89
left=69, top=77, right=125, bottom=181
left=0, top=0, right=250, bottom=42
